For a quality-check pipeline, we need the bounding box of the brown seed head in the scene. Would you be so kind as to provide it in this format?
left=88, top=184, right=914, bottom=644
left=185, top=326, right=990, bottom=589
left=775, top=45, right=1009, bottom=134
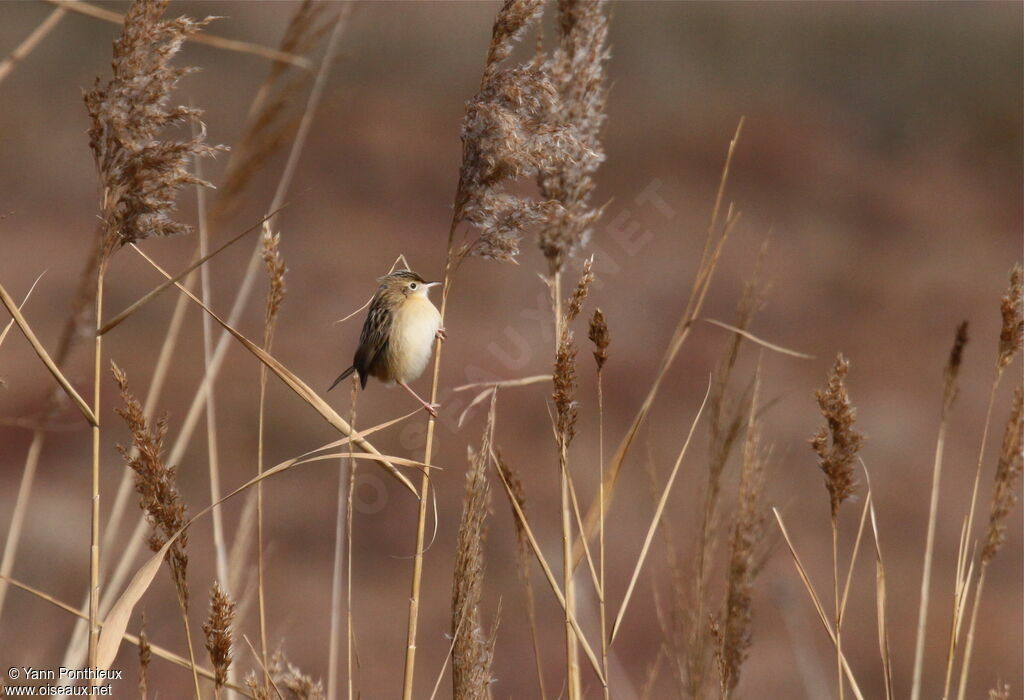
left=112, top=362, right=190, bottom=605
left=811, top=354, right=865, bottom=518
left=202, top=582, right=237, bottom=690
left=588, top=307, right=610, bottom=370
left=998, top=264, right=1023, bottom=370
left=982, top=387, right=1023, bottom=564
left=566, top=256, right=594, bottom=322
left=553, top=326, right=579, bottom=445
left=261, top=226, right=287, bottom=321
left=84, top=0, right=224, bottom=252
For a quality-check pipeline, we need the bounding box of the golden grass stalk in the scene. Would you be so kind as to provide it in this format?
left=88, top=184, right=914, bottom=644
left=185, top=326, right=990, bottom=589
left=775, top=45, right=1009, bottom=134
left=138, top=613, right=150, bottom=700
left=953, top=264, right=1021, bottom=700
left=452, top=396, right=496, bottom=699
left=610, top=377, right=712, bottom=645
left=328, top=379, right=358, bottom=700
left=956, top=386, right=1023, bottom=700
left=715, top=365, right=768, bottom=698
left=258, top=226, right=286, bottom=690
left=910, top=321, right=969, bottom=700
left=111, top=363, right=201, bottom=697
left=864, top=468, right=895, bottom=700
left=203, top=582, right=237, bottom=697
left=811, top=353, right=865, bottom=700
left=97, top=412, right=428, bottom=670
left=495, top=451, right=547, bottom=699
left=572, top=120, right=744, bottom=572
left=772, top=509, right=866, bottom=700
left=0, top=280, right=97, bottom=426
left=588, top=307, right=610, bottom=697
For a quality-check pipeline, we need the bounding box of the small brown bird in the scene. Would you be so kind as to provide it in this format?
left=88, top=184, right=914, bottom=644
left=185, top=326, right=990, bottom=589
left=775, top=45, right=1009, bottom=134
left=329, top=270, right=446, bottom=416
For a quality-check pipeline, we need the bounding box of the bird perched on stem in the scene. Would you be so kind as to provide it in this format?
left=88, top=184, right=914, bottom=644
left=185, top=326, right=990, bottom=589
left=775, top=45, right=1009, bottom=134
left=329, top=270, right=446, bottom=416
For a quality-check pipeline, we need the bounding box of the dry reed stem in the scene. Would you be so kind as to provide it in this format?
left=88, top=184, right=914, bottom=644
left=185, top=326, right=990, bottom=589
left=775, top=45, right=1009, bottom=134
left=46, top=0, right=313, bottom=70
left=911, top=321, right=969, bottom=700
left=495, top=452, right=547, bottom=699
left=572, top=120, right=744, bottom=572
left=97, top=427, right=431, bottom=669
left=772, top=509, right=866, bottom=700
left=610, top=377, right=712, bottom=645
left=0, top=281, right=97, bottom=426
left=0, top=5, right=67, bottom=84
left=716, top=364, right=768, bottom=697
left=258, top=226, right=286, bottom=691
left=956, top=387, right=1023, bottom=699
left=1, top=575, right=252, bottom=695
left=588, top=307, right=610, bottom=697
left=491, top=448, right=606, bottom=685
left=328, top=379, right=357, bottom=700
left=192, top=122, right=231, bottom=622
left=139, top=613, right=151, bottom=699
left=701, top=319, right=814, bottom=359
left=863, top=467, right=894, bottom=700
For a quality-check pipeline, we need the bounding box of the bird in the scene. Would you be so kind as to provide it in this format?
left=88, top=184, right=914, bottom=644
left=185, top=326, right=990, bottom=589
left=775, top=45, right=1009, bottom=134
left=328, top=270, right=446, bottom=417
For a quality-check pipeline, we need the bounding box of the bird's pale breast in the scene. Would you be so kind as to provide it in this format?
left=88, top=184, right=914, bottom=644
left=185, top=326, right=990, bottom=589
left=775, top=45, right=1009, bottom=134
left=387, top=296, right=441, bottom=383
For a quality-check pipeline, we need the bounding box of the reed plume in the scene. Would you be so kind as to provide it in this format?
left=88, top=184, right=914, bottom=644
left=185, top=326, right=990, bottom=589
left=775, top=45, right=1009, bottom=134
left=455, top=0, right=591, bottom=264
left=202, top=581, right=237, bottom=694
left=981, top=387, right=1023, bottom=565
left=112, top=362, right=200, bottom=696
left=536, top=0, right=610, bottom=273
left=997, top=264, right=1023, bottom=370
left=452, top=433, right=496, bottom=699
left=84, top=0, right=222, bottom=253
left=716, top=375, right=768, bottom=698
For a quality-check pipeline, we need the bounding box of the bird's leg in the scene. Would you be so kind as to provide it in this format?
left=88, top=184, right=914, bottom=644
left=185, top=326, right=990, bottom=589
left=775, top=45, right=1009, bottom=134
left=435, top=327, right=447, bottom=342
left=399, top=381, right=440, bottom=418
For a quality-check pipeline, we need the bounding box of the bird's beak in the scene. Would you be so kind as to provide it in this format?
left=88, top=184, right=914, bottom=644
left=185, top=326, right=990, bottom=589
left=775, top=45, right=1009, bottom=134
left=425, top=281, right=442, bottom=288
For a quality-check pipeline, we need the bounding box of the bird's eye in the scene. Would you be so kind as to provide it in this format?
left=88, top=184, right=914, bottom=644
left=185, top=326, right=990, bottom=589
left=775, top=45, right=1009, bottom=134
left=409, top=282, right=418, bottom=290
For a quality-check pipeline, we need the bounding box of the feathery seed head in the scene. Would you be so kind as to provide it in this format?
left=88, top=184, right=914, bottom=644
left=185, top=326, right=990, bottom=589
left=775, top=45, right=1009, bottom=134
left=85, top=0, right=224, bottom=252
left=811, top=354, right=865, bottom=518
left=982, top=387, right=1023, bottom=564
left=998, top=264, right=1023, bottom=370
left=588, top=307, right=610, bottom=370
left=202, top=582, right=237, bottom=690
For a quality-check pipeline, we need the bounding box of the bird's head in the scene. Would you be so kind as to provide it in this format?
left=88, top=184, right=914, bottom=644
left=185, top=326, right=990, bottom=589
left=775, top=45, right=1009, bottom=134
left=378, top=270, right=440, bottom=300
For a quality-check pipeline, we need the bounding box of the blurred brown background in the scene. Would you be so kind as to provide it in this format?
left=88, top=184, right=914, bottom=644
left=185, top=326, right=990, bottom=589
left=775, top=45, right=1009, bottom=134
left=0, top=1, right=1020, bottom=697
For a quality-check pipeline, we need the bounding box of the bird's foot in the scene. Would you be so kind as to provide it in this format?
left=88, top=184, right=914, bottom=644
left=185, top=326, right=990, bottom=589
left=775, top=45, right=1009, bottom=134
left=436, top=327, right=448, bottom=342
left=423, top=402, right=441, bottom=418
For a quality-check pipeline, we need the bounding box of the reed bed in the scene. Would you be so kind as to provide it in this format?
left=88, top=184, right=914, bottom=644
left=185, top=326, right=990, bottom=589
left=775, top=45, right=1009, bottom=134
left=0, top=1, right=1019, bottom=699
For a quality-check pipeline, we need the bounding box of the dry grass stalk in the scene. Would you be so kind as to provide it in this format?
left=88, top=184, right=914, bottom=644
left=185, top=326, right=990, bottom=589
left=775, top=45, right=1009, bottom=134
left=495, top=451, right=547, bottom=699
left=810, top=352, right=865, bottom=700
left=452, top=431, right=496, bottom=699
left=947, top=264, right=1022, bottom=699
left=111, top=362, right=201, bottom=697
left=572, top=120, right=744, bottom=573
left=588, top=305, right=610, bottom=696
left=811, top=354, right=865, bottom=519
left=202, top=582, right=237, bottom=694
left=81, top=0, right=220, bottom=665
left=257, top=224, right=287, bottom=687
left=138, top=612, right=151, bottom=700
left=715, top=372, right=768, bottom=698
left=682, top=256, right=765, bottom=697
left=910, top=321, right=969, bottom=700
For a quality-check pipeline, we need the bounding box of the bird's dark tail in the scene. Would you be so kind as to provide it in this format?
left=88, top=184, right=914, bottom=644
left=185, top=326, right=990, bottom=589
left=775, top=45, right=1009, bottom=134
left=328, top=365, right=357, bottom=392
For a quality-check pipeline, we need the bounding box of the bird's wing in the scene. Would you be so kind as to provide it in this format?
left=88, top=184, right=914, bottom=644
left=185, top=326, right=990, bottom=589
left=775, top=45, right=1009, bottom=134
left=354, top=292, right=393, bottom=387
